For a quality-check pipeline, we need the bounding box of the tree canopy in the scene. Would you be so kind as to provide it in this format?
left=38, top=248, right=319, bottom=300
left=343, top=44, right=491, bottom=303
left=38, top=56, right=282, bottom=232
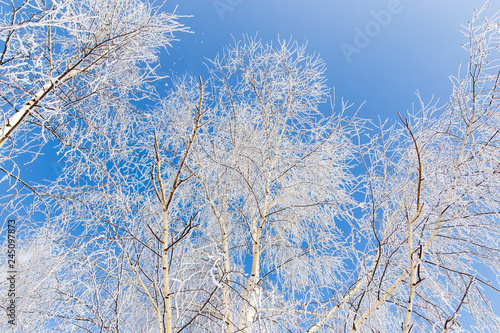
left=1, top=1, right=500, bottom=332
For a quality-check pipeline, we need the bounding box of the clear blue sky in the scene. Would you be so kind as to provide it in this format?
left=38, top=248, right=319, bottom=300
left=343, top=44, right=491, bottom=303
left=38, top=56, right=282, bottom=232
left=161, top=0, right=500, bottom=121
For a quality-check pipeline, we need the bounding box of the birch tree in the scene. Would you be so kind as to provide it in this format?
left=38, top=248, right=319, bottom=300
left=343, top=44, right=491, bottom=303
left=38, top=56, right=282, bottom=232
left=188, top=38, right=360, bottom=332
left=0, top=77, right=207, bottom=331
left=0, top=0, right=187, bottom=198
left=1, top=36, right=362, bottom=332
left=0, top=0, right=187, bottom=330
left=306, top=6, right=500, bottom=332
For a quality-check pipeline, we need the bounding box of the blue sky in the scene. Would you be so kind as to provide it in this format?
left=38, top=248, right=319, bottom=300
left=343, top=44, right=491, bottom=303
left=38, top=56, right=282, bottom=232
left=161, top=0, right=500, bottom=122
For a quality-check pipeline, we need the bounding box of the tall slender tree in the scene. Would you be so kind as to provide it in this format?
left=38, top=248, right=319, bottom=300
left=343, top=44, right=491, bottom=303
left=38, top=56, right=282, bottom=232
left=0, top=0, right=187, bottom=197
left=307, top=6, right=500, bottom=332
